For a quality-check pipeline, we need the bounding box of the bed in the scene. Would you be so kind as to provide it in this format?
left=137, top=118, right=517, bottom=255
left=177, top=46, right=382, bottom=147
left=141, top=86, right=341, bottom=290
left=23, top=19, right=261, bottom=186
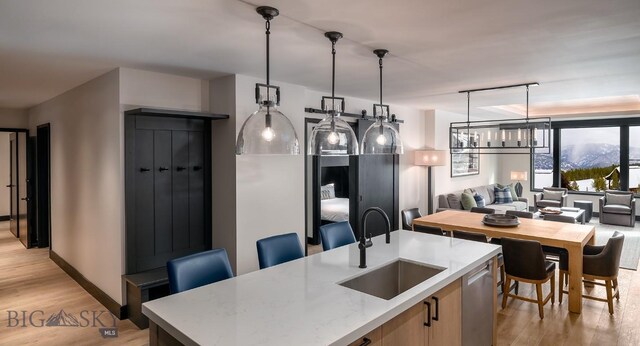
left=321, top=198, right=350, bottom=222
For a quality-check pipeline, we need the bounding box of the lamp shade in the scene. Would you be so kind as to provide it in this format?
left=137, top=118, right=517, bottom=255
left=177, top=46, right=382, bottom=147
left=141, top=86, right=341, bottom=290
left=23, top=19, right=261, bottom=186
left=510, top=171, right=528, bottom=181
left=360, top=118, right=403, bottom=155
left=308, top=115, right=358, bottom=155
left=236, top=103, right=300, bottom=155
left=414, top=150, right=446, bottom=166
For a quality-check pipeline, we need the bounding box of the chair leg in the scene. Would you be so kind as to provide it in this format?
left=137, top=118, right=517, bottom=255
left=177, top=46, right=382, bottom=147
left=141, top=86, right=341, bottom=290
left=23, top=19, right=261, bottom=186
left=558, top=270, right=564, bottom=304
left=499, top=264, right=505, bottom=293
left=613, top=278, right=620, bottom=300
left=536, top=283, right=545, bottom=319
left=551, top=274, right=556, bottom=305
left=502, top=277, right=511, bottom=309
left=606, top=280, right=614, bottom=315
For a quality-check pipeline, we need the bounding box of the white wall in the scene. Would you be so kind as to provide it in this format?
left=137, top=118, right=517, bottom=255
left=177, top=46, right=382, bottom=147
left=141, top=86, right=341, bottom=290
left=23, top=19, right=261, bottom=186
left=0, top=132, right=10, bottom=216
left=27, top=69, right=124, bottom=304
left=430, top=110, right=499, bottom=209
left=0, top=108, right=28, bottom=129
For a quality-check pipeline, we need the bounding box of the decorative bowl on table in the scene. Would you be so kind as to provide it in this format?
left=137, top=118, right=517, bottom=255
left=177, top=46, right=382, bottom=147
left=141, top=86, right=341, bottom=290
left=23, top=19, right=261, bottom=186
left=482, top=214, right=520, bottom=227
left=538, top=208, right=562, bottom=215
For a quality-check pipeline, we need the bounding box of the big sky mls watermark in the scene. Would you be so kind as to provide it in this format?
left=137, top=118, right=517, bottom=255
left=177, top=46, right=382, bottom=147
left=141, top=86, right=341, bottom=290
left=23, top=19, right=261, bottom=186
left=6, top=309, right=118, bottom=338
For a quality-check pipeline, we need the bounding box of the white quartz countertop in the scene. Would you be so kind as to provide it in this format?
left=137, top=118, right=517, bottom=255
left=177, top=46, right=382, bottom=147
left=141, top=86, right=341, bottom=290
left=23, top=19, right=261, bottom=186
left=142, top=230, right=501, bottom=346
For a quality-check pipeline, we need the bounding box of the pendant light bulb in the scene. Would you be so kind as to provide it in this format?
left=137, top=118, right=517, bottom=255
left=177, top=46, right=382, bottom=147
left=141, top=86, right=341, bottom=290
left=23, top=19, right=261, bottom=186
left=327, top=131, right=340, bottom=145
left=261, top=126, right=275, bottom=142
left=376, top=134, right=387, bottom=145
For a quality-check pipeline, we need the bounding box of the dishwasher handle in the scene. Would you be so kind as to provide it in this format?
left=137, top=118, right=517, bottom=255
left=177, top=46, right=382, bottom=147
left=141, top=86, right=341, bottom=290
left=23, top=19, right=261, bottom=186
left=467, top=261, right=492, bottom=286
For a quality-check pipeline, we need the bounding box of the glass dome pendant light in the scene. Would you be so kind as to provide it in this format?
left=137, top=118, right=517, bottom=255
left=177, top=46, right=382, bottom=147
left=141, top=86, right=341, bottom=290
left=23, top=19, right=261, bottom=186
left=308, top=31, right=359, bottom=156
left=360, top=49, right=404, bottom=155
left=235, top=6, right=300, bottom=155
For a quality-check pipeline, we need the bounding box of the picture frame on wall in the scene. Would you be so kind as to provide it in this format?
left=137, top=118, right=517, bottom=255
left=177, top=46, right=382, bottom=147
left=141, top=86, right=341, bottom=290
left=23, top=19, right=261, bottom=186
left=451, top=148, right=480, bottom=177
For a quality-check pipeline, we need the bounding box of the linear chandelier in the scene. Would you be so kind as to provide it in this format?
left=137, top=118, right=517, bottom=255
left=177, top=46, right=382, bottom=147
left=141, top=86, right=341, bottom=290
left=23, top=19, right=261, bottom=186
left=449, top=83, right=551, bottom=154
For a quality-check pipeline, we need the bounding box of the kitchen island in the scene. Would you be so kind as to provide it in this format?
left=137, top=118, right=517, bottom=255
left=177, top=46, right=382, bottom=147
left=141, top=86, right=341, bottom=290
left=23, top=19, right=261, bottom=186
left=143, top=230, right=501, bottom=345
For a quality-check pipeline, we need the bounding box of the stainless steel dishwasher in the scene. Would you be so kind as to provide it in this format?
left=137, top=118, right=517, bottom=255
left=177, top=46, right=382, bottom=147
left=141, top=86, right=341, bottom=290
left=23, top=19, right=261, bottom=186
left=462, top=258, right=495, bottom=346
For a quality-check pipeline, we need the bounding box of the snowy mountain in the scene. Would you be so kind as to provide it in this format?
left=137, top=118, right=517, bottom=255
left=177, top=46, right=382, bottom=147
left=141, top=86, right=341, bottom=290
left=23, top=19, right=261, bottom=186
left=45, top=309, right=80, bottom=327
left=534, top=144, right=640, bottom=170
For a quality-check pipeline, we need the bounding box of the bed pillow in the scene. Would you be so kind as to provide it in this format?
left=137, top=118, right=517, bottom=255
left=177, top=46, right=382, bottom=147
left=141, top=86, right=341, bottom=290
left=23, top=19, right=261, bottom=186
left=461, top=192, right=477, bottom=210
left=473, top=194, right=486, bottom=208
left=320, top=183, right=335, bottom=200
left=494, top=186, right=513, bottom=204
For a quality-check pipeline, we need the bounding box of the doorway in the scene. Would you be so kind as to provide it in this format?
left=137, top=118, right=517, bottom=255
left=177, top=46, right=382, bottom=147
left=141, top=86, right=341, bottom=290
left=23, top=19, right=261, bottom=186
left=36, top=124, right=51, bottom=248
left=3, top=129, right=36, bottom=248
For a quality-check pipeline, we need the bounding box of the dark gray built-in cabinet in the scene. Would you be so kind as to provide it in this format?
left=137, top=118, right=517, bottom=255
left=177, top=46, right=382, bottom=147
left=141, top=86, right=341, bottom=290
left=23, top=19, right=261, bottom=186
left=124, top=108, right=227, bottom=274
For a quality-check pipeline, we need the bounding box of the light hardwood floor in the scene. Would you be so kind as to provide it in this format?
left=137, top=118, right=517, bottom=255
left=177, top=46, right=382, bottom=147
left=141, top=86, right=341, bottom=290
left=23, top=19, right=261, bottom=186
left=1, top=220, right=638, bottom=345
left=0, top=223, right=147, bottom=345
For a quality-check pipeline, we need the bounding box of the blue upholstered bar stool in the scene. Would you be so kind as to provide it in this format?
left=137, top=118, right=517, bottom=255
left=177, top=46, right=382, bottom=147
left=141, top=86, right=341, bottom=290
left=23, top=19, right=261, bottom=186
left=319, top=221, right=356, bottom=251
left=167, top=248, right=234, bottom=294
left=256, top=233, right=304, bottom=269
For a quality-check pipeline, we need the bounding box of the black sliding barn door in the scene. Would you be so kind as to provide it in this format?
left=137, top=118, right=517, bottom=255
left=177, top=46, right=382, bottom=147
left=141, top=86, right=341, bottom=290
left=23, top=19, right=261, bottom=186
left=350, top=119, right=399, bottom=239
left=126, top=116, right=211, bottom=274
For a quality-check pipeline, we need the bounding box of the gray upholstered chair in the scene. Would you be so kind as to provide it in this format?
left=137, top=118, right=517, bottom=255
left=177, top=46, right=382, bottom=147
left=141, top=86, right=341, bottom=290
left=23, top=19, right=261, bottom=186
left=599, top=190, right=636, bottom=227
left=534, top=187, right=568, bottom=209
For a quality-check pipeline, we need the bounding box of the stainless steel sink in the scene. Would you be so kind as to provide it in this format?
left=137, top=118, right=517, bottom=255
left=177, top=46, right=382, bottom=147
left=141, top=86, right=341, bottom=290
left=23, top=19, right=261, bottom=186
left=339, top=259, right=445, bottom=300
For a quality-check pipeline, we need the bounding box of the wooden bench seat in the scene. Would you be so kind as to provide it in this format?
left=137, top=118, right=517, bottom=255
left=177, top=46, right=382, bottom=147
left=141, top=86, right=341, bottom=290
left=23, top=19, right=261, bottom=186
left=123, top=267, right=170, bottom=329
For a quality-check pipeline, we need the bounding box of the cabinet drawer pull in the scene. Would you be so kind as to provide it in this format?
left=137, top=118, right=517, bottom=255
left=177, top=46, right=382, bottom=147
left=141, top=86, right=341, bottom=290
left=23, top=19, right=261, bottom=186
left=432, top=296, right=439, bottom=321
left=424, top=301, right=432, bottom=327
left=357, top=337, right=372, bottom=346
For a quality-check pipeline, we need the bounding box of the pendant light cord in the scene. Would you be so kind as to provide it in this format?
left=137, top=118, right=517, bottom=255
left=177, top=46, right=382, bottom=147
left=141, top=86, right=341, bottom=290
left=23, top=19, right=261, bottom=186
left=379, top=57, right=383, bottom=114
left=331, top=39, right=336, bottom=113
left=265, top=19, right=271, bottom=86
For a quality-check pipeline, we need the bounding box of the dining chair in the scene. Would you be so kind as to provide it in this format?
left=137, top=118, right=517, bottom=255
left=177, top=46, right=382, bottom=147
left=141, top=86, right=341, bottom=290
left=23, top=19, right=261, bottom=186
left=501, top=237, right=556, bottom=319
left=558, top=231, right=624, bottom=314
left=319, top=221, right=356, bottom=251
left=256, top=233, right=304, bottom=269
left=453, top=230, right=517, bottom=295
left=414, top=224, right=446, bottom=236
left=401, top=208, right=422, bottom=231
left=470, top=207, right=495, bottom=214
left=505, top=210, right=534, bottom=219
left=167, top=248, right=234, bottom=294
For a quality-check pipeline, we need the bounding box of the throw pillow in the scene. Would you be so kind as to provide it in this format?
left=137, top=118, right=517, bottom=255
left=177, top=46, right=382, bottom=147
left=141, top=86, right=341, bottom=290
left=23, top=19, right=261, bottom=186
left=497, top=183, right=518, bottom=200
left=494, top=186, right=513, bottom=204
left=320, top=183, right=335, bottom=200
left=543, top=189, right=564, bottom=201
left=446, top=193, right=463, bottom=209
left=461, top=192, right=477, bottom=210
left=606, top=192, right=632, bottom=206
left=473, top=194, right=486, bottom=208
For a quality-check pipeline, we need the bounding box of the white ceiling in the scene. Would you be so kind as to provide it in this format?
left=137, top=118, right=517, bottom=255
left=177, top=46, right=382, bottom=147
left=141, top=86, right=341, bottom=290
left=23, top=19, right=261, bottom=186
left=0, top=0, right=639, bottom=116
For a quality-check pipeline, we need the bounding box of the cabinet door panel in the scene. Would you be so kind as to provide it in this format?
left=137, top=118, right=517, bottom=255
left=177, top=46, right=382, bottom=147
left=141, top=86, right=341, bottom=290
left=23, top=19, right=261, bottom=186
left=382, top=300, right=426, bottom=346
left=188, top=131, right=204, bottom=248
left=429, top=279, right=462, bottom=346
left=154, top=130, right=173, bottom=255
left=348, top=326, right=382, bottom=346
left=134, top=129, right=155, bottom=260
left=172, top=130, right=190, bottom=251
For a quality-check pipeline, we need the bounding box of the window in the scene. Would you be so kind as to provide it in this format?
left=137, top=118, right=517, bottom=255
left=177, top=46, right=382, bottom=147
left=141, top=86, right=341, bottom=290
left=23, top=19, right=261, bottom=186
left=560, top=127, right=620, bottom=192
left=533, top=129, right=553, bottom=190
left=630, top=126, right=640, bottom=193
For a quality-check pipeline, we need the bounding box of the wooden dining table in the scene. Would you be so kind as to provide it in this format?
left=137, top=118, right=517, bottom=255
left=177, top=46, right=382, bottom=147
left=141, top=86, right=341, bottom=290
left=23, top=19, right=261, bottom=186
left=413, top=210, right=596, bottom=314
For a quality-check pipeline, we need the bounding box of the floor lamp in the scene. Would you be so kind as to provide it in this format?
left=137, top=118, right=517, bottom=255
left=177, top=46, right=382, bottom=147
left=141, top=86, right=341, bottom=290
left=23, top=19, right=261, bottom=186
left=414, top=150, right=446, bottom=215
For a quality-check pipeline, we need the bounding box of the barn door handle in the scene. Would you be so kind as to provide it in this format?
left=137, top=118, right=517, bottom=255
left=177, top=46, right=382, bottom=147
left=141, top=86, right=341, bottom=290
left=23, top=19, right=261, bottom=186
left=176, top=166, right=186, bottom=172
left=139, top=168, right=151, bottom=172
left=158, top=167, right=169, bottom=172
left=21, top=197, right=30, bottom=201
left=193, top=166, right=202, bottom=171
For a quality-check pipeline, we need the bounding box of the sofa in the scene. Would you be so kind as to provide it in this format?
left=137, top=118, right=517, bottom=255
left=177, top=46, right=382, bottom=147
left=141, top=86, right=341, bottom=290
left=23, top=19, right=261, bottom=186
left=599, top=190, right=636, bottom=227
left=534, top=187, right=568, bottom=209
left=437, top=184, right=529, bottom=214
